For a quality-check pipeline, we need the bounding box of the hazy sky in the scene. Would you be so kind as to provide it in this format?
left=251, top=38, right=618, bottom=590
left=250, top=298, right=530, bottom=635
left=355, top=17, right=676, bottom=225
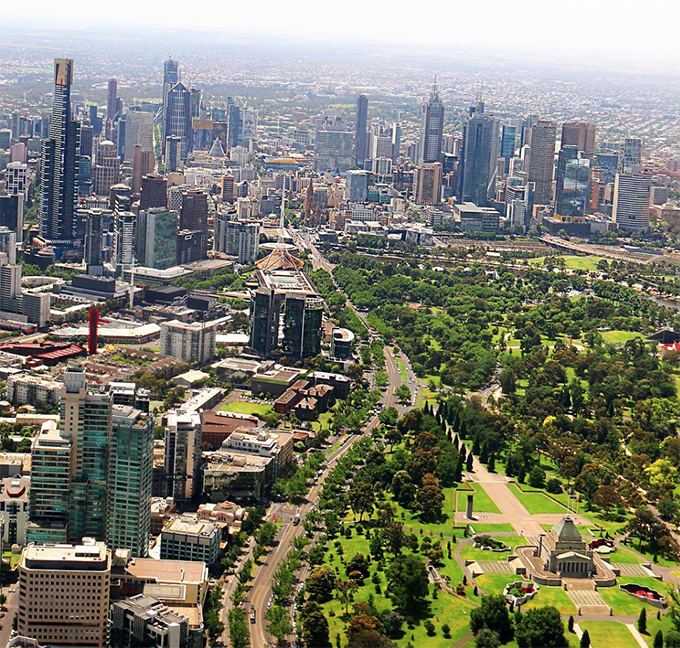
left=4, top=0, right=680, bottom=63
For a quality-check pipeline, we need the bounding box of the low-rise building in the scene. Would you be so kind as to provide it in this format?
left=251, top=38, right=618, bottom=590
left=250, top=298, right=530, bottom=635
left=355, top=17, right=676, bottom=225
left=0, top=476, right=29, bottom=545
left=7, top=373, right=61, bottom=406
left=160, top=516, right=221, bottom=566
left=110, top=594, right=190, bottom=648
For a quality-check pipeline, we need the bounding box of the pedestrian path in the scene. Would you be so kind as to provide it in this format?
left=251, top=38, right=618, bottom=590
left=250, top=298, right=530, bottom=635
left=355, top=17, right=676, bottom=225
left=567, top=589, right=611, bottom=616
left=612, top=563, right=654, bottom=578
left=477, top=560, right=515, bottom=574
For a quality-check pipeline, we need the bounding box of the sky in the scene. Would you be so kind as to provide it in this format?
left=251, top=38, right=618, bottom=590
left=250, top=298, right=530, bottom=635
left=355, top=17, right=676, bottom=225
left=3, top=0, right=680, bottom=64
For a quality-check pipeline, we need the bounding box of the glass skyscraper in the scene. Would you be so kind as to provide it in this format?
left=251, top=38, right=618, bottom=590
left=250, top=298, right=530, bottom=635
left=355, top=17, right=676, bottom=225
left=39, top=59, right=80, bottom=243
left=555, top=146, right=591, bottom=218
left=107, top=406, right=153, bottom=557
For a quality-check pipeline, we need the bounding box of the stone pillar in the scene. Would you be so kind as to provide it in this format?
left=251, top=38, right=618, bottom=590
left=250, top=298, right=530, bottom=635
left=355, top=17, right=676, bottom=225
left=466, top=494, right=474, bottom=520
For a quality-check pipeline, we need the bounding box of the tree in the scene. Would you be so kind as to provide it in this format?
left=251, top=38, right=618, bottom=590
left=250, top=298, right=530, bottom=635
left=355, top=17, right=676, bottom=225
left=266, top=605, right=292, bottom=645
left=592, top=486, right=622, bottom=515
left=346, top=554, right=370, bottom=580
left=528, top=466, right=546, bottom=488
left=475, top=628, right=501, bottom=648
left=580, top=629, right=590, bottom=648
left=466, top=452, right=474, bottom=471
left=470, top=595, right=513, bottom=643
left=300, top=601, right=331, bottom=647
left=336, top=579, right=359, bottom=615
left=385, top=554, right=429, bottom=615
left=416, top=473, right=444, bottom=521
left=346, top=613, right=395, bottom=648
left=380, top=611, right=404, bottom=639
left=349, top=481, right=376, bottom=522
left=653, top=630, right=663, bottom=648
left=307, top=566, right=337, bottom=602
left=514, top=607, right=566, bottom=648
left=667, top=631, right=680, bottom=648
left=638, top=608, right=647, bottom=634
left=257, top=521, right=278, bottom=546
left=567, top=615, right=574, bottom=633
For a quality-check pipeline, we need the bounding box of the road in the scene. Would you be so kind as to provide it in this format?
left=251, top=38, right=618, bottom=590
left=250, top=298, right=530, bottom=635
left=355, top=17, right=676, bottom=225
left=221, top=234, right=415, bottom=647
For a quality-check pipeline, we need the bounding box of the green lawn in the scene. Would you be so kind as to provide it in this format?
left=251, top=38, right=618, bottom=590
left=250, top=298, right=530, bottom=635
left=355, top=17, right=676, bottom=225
left=609, top=547, right=645, bottom=564
left=528, top=255, right=605, bottom=272
left=600, top=330, right=644, bottom=345
left=475, top=573, right=520, bottom=596
left=312, top=410, right=334, bottom=432
left=642, top=612, right=676, bottom=647
left=598, top=578, right=667, bottom=616
left=396, top=355, right=408, bottom=382
left=579, top=621, right=639, bottom=648
left=321, top=530, right=475, bottom=648
left=523, top=586, right=577, bottom=614
left=508, top=484, right=569, bottom=515
left=220, top=401, right=273, bottom=417
left=456, top=483, right=501, bottom=515
left=469, top=523, right=515, bottom=533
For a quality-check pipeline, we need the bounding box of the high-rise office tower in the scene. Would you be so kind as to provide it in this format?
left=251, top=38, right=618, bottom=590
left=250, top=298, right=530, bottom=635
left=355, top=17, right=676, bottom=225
left=180, top=189, right=208, bottom=232
left=419, top=81, right=445, bottom=163
left=214, top=216, right=260, bottom=264
left=526, top=120, right=557, bottom=205
left=282, top=296, right=324, bottom=359
left=165, top=409, right=202, bottom=503
left=0, top=263, right=21, bottom=313
left=140, top=173, right=168, bottom=210
left=227, top=102, right=241, bottom=148
left=0, top=227, right=17, bottom=265
left=123, top=109, right=154, bottom=162
left=241, top=108, right=258, bottom=148
left=137, top=208, right=178, bottom=269
left=27, top=421, right=72, bottom=544
left=250, top=287, right=283, bottom=356
left=555, top=146, right=591, bottom=218
left=561, top=122, right=596, bottom=156
left=613, top=169, right=651, bottom=232
left=79, top=123, right=93, bottom=158
left=93, top=139, right=120, bottom=196
left=458, top=102, right=500, bottom=206
left=162, top=57, right=179, bottom=128
left=106, top=77, right=118, bottom=137
left=164, top=83, right=192, bottom=159
left=620, top=137, right=642, bottom=172
left=132, top=146, right=155, bottom=195
left=85, top=208, right=104, bottom=275
left=18, top=539, right=111, bottom=648
left=113, top=211, right=137, bottom=269
left=164, top=135, right=182, bottom=172
left=500, top=125, right=516, bottom=173
left=414, top=162, right=443, bottom=205
left=354, top=94, right=368, bottom=167
left=61, top=366, right=112, bottom=543
left=0, top=194, right=24, bottom=239
left=39, top=58, right=81, bottom=243
left=107, top=404, right=153, bottom=557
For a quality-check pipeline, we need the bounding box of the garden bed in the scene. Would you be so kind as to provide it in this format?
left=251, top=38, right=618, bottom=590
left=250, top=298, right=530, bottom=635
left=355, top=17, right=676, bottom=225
left=472, top=535, right=510, bottom=552
left=619, top=583, right=666, bottom=608
left=504, top=580, right=540, bottom=606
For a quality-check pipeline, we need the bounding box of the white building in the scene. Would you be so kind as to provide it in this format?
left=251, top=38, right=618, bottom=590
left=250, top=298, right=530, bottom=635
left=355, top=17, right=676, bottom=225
left=6, top=162, right=29, bottom=199
left=214, top=216, right=260, bottom=264
left=165, top=409, right=203, bottom=502
left=160, top=319, right=217, bottom=364
left=123, top=110, right=154, bottom=162
left=613, top=170, right=651, bottom=232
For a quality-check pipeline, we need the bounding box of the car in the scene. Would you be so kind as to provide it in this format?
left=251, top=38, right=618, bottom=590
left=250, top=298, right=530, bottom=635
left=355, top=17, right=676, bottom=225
left=250, top=609, right=256, bottom=624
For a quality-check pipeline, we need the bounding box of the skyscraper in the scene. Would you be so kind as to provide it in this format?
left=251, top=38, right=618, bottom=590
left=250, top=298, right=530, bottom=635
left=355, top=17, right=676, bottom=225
left=140, top=173, right=168, bottom=210
left=561, top=122, right=596, bottom=155
left=180, top=189, right=209, bottom=233
left=137, top=208, right=178, bottom=269
left=123, top=109, right=154, bottom=162
left=27, top=420, right=72, bottom=544
left=106, top=404, right=153, bottom=557
left=500, top=125, right=516, bottom=173
left=613, top=169, right=651, bottom=232
left=106, top=77, right=118, bottom=136
left=526, top=120, right=557, bottom=205
left=162, top=57, right=179, bottom=128
left=354, top=94, right=368, bottom=167
left=555, top=146, right=591, bottom=218
left=85, top=208, right=104, bottom=275
left=419, top=81, right=445, bottom=163
left=620, top=137, right=642, bottom=172
left=39, top=58, right=80, bottom=243
left=164, top=83, right=192, bottom=159
left=165, top=409, right=202, bottom=503
left=458, top=102, right=500, bottom=206
left=61, top=366, right=112, bottom=543
left=414, top=162, right=443, bottom=205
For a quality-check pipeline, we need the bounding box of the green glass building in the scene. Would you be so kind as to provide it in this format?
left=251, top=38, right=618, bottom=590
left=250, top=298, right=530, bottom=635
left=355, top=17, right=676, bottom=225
left=106, top=405, right=153, bottom=557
